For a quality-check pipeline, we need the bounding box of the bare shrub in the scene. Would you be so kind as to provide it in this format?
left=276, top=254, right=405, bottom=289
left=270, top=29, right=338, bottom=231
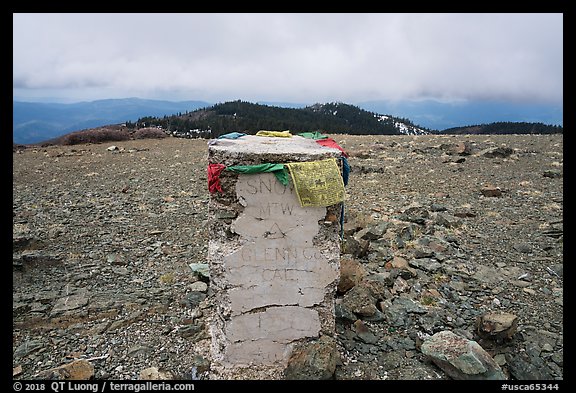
left=60, top=128, right=131, bottom=145
left=133, top=127, right=168, bottom=140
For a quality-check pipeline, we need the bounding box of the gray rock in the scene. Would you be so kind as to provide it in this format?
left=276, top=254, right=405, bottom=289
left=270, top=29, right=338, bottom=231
left=480, top=185, right=502, bottom=197
left=383, top=296, right=427, bottom=327
left=393, top=296, right=428, bottom=314
left=453, top=207, right=477, bottom=218
left=338, top=257, right=366, bottom=294
left=352, top=320, right=378, bottom=344
left=418, top=309, right=448, bottom=334
left=548, top=264, right=563, bottom=277
left=397, top=224, right=416, bottom=241
left=342, top=236, right=369, bottom=258
left=189, top=263, right=210, bottom=280
left=392, top=276, right=410, bottom=293
left=399, top=206, right=429, bottom=225
left=409, top=258, right=443, bottom=273
left=178, top=323, right=205, bottom=340
left=188, top=354, right=211, bottom=379
left=430, top=203, right=448, bottom=212
left=50, top=293, right=89, bottom=317
left=364, top=271, right=395, bottom=288
left=139, top=366, right=174, bottom=380
left=189, top=281, right=208, bottom=292
left=128, top=344, right=154, bottom=357
left=36, top=359, right=95, bottom=380
left=505, top=351, right=555, bottom=380
left=367, top=239, right=393, bottom=260
left=335, top=303, right=357, bottom=323
left=421, top=330, right=506, bottom=380
left=479, top=146, right=514, bottom=158
left=471, top=265, right=504, bottom=285
left=441, top=141, right=473, bottom=156
left=181, top=292, right=206, bottom=309
left=13, top=236, right=46, bottom=252
left=107, top=253, right=127, bottom=265
left=434, top=213, right=462, bottom=228
left=20, top=251, right=63, bottom=269
left=513, top=243, right=532, bottom=253
left=384, top=256, right=418, bottom=278
left=340, top=284, right=381, bottom=320
left=476, top=312, right=518, bottom=341
left=284, top=336, right=337, bottom=380
left=14, top=340, right=44, bottom=359
left=543, top=169, right=562, bottom=178
left=356, top=222, right=388, bottom=240
left=113, top=266, right=129, bottom=275
left=413, top=246, right=435, bottom=258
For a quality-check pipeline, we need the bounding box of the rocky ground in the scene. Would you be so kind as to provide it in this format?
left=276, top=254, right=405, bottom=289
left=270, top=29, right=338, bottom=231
left=13, top=133, right=563, bottom=381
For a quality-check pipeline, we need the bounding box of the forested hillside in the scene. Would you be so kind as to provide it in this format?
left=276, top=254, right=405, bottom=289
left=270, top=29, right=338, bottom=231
left=439, top=122, right=562, bottom=135
left=129, top=100, right=429, bottom=138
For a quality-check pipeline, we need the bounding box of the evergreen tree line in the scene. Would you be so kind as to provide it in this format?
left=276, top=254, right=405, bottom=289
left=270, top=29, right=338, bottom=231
left=130, top=101, right=560, bottom=138
left=131, top=100, right=423, bottom=138
left=440, top=121, right=562, bottom=135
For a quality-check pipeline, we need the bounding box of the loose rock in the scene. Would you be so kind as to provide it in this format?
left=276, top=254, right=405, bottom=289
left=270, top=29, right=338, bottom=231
left=284, top=336, right=338, bottom=380
left=476, top=312, right=518, bottom=342
left=421, top=330, right=506, bottom=380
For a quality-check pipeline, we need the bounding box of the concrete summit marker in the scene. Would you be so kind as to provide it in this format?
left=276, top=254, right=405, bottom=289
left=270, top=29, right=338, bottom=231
left=207, top=135, right=344, bottom=378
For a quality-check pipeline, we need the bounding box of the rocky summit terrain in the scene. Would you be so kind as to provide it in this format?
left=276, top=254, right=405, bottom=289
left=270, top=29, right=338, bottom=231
left=13, top=134, right=563, bottom=381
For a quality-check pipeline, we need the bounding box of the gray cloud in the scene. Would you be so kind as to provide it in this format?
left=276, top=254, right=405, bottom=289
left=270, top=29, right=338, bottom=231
left=13, top=13, right=563, bottom=104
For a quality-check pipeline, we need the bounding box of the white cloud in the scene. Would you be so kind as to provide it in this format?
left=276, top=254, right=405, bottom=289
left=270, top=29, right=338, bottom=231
left=13, top=13, right=563, bottom=104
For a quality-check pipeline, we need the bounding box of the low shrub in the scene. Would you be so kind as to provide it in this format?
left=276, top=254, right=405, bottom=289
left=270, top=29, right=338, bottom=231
left=133, top=127, right=168, bottom=139
left=60, top=128, right=132, bottom=145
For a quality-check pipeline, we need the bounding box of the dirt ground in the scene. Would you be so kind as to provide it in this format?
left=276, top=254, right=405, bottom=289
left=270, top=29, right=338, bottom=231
left=13, top=133, right=563, bottom=380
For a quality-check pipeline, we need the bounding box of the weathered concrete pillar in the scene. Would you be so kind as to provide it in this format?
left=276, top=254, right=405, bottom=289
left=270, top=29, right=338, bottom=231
left=206, top=135, right=344, bottom=379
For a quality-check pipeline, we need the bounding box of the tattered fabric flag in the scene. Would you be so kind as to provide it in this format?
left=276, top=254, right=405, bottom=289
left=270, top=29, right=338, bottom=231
left=217, top=132, right=246, bottom=139
left=297, top=132, right=348, bottom=157
left=340, top=156, right=350, bottom=186
left=226, top=163, right=289, bottom=186
left=315, top=137, right=349, bottom=158
left=297, top=131, right=328, bottom=140
left=207, top=163, right=226, bottom=193
left=255, top=130, right=293, bottom=138
left=207, top=163, right=290, bottom=193
left=285, top=158, right=346, bottom=207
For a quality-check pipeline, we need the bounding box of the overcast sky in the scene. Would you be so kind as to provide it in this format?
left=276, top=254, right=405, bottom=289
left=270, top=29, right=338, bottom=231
left=13, top=13, right=563, bottom=105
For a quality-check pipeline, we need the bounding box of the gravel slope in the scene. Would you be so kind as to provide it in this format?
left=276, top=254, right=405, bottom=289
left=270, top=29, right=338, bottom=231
left=13, top=134, right=563, bottom=380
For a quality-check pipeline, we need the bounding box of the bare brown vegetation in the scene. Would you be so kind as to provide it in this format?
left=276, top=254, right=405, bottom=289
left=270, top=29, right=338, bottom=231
left=36, top=125, right=170, bottom=147
left=59, top=127, right=132, bottom=145
left=132, top=127, right=168, bottom=140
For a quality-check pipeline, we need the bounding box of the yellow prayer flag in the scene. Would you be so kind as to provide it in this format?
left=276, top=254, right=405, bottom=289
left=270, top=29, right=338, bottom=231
left=285, top=158, right=345, bottom=207
left=255, top=130, right=292, bottom=137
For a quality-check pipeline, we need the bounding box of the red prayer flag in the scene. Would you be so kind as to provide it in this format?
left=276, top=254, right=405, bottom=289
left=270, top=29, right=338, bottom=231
left=207, top=163, right=226, bottom=193
left=315, top=138, right=349, bottom=158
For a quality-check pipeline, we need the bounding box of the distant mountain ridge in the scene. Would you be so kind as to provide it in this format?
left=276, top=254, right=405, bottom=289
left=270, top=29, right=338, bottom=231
left=357, top=99, right=563, bottom=131
left=13, top=98, right=210, bottom=144
left=13, top=97, right=563, bottom=144
left=437, top=122, right=562, bottom=135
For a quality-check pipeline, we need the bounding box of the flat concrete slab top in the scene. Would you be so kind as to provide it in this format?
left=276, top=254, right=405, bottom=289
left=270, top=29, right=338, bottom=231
left=208, top=135, right=341, bottom=157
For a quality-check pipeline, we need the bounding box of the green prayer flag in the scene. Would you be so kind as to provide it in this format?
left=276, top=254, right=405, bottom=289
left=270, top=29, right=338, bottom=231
left=226, top=163, right=289, bottom=186
left=297, top=131, right=328, bottom=140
